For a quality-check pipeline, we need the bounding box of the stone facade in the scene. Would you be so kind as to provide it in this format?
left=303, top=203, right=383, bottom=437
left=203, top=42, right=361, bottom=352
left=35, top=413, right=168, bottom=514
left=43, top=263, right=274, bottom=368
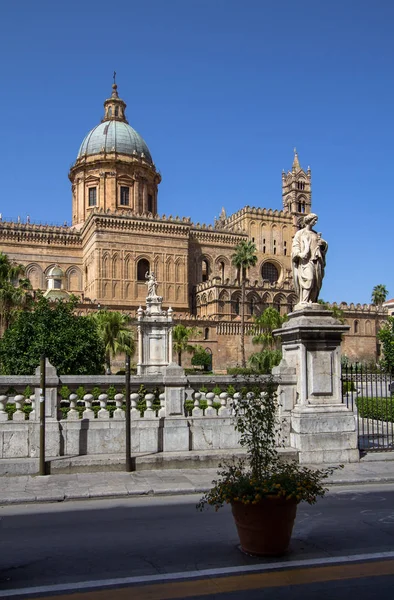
left=0, top=84, right=386, bottom=370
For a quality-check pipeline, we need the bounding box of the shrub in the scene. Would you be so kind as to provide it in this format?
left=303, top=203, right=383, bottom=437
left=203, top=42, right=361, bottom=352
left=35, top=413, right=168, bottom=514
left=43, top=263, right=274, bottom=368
left=342, top=381, right=356, bottom=394
left=59, top=385, right=71, bottom=400
left=75, top=386, right=86, bottom=400
left=356, top=396, right=394, bottom=423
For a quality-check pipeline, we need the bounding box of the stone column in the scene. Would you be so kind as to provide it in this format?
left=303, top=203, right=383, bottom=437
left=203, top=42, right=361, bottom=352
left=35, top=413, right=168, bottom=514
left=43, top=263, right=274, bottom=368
left=273, top=306, right=359, bottom=464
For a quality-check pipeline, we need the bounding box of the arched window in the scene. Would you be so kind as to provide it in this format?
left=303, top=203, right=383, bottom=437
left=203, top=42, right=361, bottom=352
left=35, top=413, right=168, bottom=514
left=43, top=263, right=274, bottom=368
left=250, top=297, right=256, bottom=316
left=115, top=106, right=119, bottom=117
left=262, top=262, right=279, bottom=284
left=263, top=238, right=266, bottom=253
left=219, top=261, right=225, bottom=283
left=137, top=259, right=150, bottom=281
left=354, top=320, right=359, bottom=334
left=108, top=107, right=112, bottom=117
left=204, top=327, right=209, bottom=340
left=202, top=259, right=209, bottom=282
left=234, top=298, right=240, bottom=315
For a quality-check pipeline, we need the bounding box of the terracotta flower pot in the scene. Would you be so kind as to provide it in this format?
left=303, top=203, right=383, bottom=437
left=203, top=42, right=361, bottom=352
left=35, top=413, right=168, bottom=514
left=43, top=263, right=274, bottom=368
left=231, top=496, right=298, bottom=556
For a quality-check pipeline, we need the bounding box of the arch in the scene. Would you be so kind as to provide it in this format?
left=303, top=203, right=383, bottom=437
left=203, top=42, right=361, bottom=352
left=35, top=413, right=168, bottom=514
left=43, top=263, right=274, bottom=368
left=25, top=263, right=44, bottom=289
left=137, top=258, right=150, bottom=281
left=247, top=292, right=260, bottom=317
left=261, top=261, right=279, bottom=284
left=354, top=320, right=359, bottom=334
left=102, top=253, right=109, bottom=279
left=166, top=257, right=173, bottom=282
left=218, top=289, right=229, bottom=314
left=154, top=256, right=160, bottom=281
left=208, top=291, right=214, bottom=303
left=112, top=254, right=120, bottom=279
left=287, top=294, right=297, bottom=313
left=201, top=257, right=210, bottom=282
left=204, top=327, right=209, bottom=340
left=66, top=266, right=82, bottom=291
left=215, top=255, right=230, bottom=282
left=175, top=258, right=183, bottom=283
left=365, top=319, right=372, bottom=335
left=231, top=291, right=242, bottom=316
left=273, top=293, right=286, bottom=314
left=124, top=255, right=131, bottom=279
left=102, top=282, right=109, bottom=298
left=176, top=285, right=182, bottom=301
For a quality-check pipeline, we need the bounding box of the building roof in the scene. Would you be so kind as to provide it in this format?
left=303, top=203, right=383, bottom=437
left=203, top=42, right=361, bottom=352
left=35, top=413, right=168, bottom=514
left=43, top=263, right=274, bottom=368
left=77, top=120, right=153, bottom=163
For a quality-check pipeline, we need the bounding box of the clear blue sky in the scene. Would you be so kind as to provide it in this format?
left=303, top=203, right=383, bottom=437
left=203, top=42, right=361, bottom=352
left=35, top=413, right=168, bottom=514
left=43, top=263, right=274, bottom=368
left=1, top=0, right=393, bottom=305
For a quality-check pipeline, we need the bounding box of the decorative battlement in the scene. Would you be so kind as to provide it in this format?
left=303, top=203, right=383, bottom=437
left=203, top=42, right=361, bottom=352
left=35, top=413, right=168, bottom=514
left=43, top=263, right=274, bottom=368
left=81, top=210, right=192, bottom=237
left=223, top=205, right=290, bottom=226
left=0, top=221, right=81, bottom=246
left=328, top=301, right=387, bottom=314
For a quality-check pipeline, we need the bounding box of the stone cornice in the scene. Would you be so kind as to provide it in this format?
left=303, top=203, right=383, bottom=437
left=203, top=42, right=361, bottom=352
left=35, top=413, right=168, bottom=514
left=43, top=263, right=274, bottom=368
left=190, top=228, right=246, bottom=245
left=0, top=222, right=81, bottom=246
left=81, top=210, right=192, bottom=240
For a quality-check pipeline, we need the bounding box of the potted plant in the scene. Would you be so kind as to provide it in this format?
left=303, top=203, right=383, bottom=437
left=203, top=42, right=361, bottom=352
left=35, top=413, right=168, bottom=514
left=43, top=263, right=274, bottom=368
left=197, top=379, right=339, bottom=556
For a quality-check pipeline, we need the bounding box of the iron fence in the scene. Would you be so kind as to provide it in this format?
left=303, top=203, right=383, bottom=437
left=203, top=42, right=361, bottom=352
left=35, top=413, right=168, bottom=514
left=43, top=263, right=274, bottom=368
left=342, top=363, right=394, bottom=452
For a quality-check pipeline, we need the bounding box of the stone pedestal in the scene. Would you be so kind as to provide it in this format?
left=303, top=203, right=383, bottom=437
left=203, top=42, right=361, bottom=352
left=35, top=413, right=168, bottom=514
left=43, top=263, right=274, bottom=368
left=273, top=305, right=359, bottom=464
left=137, top=296, right=173, bottom=376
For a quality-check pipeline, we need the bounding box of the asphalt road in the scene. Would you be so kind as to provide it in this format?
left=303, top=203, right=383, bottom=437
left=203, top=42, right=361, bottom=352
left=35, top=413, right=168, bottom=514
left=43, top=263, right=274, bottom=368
left=0, top=483, right=394, bottom=598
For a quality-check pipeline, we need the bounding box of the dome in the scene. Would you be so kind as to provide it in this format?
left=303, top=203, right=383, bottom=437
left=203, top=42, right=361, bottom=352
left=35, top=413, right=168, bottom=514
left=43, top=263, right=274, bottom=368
left=77, top=121, right=153, bottom=164
left=47, top=265, right=64, bottom=278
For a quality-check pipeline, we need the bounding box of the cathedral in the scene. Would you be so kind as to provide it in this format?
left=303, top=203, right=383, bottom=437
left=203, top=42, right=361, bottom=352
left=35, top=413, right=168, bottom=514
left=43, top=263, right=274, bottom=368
left=0, top=83, right=385, bottom=370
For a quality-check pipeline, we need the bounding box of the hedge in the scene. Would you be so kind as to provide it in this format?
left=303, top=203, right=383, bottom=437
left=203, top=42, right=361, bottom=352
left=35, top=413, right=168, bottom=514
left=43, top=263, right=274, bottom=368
left=356, top=396, right=394, bottom=423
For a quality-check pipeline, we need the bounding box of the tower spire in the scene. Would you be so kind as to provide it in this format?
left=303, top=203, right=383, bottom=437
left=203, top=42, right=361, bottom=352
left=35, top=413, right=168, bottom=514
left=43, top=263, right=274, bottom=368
left=292, top=147, right=300, bottom=170
left=102, top=75, right=128, bottom=123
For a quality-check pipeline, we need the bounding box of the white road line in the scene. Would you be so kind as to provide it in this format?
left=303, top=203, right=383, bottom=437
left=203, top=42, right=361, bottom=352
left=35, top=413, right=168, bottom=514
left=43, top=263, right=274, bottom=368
left=2, top=551, right=394, bottom=598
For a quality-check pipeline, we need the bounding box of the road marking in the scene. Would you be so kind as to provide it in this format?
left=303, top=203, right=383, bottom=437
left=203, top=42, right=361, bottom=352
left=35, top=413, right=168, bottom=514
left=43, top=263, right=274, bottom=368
left=2, top=552, right=394, bottom=598
left=23, top=558, right=394, bottom=600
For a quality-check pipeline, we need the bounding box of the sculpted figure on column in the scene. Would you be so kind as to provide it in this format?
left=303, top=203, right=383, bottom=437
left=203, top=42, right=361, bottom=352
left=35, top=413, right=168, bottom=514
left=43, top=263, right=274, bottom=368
left=145, top=271, right=158, bottom=298
left=291, top=213, right=328, bottom=305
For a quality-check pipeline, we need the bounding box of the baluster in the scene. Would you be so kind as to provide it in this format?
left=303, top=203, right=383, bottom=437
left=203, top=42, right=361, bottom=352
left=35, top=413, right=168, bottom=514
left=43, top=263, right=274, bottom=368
left=68, top=393, right=79, bottom=420
left=114, top=393, right=125, bottom=419
left=82, top=393, right=95, bottom=419
left=0, top=395, right=8, bottom=422
left=13, top=394, right=25, bottom=421
left=192, top=391, right=203, bottom=417
left=232, top=392, right=241, bottom=415
left=218, top=392, right=230, bottom=416
left=130, top=393, right=140, bottom=419
left=98, top=393, right=109, bottom=419
left=205, top=392, right=216, bottom=416
left=144, top=393, right=155, bottom=418
left=29, top=394, right=36, bottom=421
left=158, top=392, right=166, bottom=418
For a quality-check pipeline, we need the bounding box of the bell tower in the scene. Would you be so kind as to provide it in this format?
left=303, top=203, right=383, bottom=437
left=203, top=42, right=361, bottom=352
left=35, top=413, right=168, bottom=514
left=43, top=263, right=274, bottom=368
left=282, top=149, right=311, bottom=218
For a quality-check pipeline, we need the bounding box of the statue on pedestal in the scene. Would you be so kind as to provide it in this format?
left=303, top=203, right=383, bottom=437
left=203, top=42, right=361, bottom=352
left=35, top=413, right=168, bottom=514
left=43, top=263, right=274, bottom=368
left=291, top=213, right=328, bottom=305
left=145, top=271, right=158, bottom=298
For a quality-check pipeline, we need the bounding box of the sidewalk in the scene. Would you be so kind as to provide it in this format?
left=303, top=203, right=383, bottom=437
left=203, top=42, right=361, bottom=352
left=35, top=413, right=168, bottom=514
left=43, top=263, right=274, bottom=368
left=1, top=453, right=394, bottom=505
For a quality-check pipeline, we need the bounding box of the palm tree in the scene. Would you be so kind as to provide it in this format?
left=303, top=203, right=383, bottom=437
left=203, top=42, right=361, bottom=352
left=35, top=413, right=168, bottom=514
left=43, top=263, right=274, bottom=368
left=251, top=307, right=287, bottom=351
left=231, top=240, right=257, bottom=368
left=371, top=284, right=388, bottom=307
left=90, top=310, right=135, bottom=374
left=172, top=324, right=197, bottom=366
left=0, top=252, right=33, bottom=334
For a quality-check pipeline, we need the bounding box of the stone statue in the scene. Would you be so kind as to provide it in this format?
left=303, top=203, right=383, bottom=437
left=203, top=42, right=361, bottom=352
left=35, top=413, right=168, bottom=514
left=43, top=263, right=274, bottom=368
left=145, top=271, right=158, bottom=298
left=291, top=213, right=328, bottom=305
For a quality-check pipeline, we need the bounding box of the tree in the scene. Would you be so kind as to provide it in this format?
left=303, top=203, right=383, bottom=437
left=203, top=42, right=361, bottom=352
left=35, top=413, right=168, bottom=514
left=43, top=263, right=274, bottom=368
left=378, top=316, right=394, bottom=374
left=0, top=252, right=34, bottom=333
left=0, top=294, right=105, bottom=375
left=248, top=307, right=286, bottom=373
left=89, top=310, right=135, bottom=374
left=371, top=284, right=388, bottom=307
left=191, top=345, right=212, bottom=371
left=251, top=307, right=287, bottom=351
left=231, top=240, right=258, bottom=368
left=172, top=324, right=197, bottom=366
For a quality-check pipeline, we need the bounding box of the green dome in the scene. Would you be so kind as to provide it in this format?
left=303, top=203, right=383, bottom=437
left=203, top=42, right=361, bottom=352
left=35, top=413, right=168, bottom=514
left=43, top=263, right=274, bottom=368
left=77, top=120, right=153, bottom=163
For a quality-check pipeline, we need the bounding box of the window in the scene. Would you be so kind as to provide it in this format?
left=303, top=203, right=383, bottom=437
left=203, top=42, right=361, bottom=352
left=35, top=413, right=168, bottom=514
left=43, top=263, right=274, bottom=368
left=234, top=298, right=240, bottom=315
left=202, top=259, right=209, bottom=282
left=262, top=262, right=279, bottom=284
left=115, top=106, right=119, bottom=117
left=54, top=279, right=62, bottom=290
left=284, top=241, right=287, bottom=256
left=148, top=194, right=153, bottom=213
left=250, top=297, right=256, bottom=316
left=273, top=240, right=277, bottom=255
left=108, top=107, right=112, bottom=117
left=137, top=259, right=150, bottom=281
left=204, top=327, right=209, bottom=340
left=354, top=320, right=359, bottom=334
left=120, top=186, right=129, bottom=206
left=88, top=187, right=97, bottom=207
